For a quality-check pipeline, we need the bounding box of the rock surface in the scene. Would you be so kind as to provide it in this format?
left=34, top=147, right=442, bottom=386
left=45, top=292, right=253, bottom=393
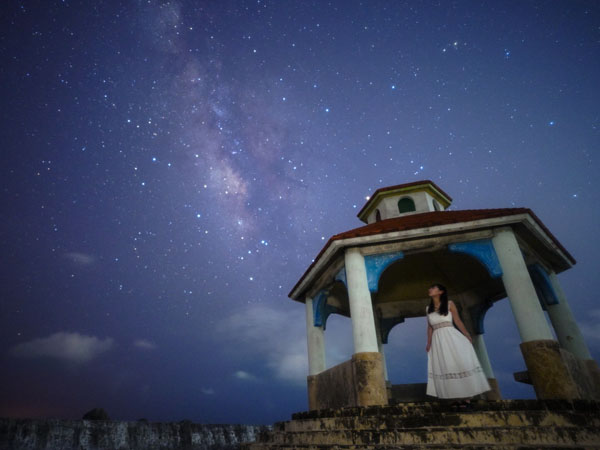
left=0, top=418, right=269, bottom=450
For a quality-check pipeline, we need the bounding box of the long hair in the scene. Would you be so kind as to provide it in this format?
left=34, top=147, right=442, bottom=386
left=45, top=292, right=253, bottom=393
left=427, top=283, right=449, bottom=316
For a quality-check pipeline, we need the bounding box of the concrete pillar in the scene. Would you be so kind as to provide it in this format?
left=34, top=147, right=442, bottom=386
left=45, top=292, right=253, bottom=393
left=546, top=272, right=600, bottom=400
left=373, top=307, right=389, bottom=381
left=473, top=334, right=501, bottom=400
left=492, top=227, right=579, bottom=399
left=546, top=272, right=592, bottom=360
left=305, top=297, right=325, bottom=376
left=473, top=334, right=494, bottom=379
left=491, top=228, right=553, bottom=342
left=345, top=248, right=379, bottom=353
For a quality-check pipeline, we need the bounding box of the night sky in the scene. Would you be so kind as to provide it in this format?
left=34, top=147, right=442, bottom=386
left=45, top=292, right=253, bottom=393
left=1, top=0, right=599, bottom=425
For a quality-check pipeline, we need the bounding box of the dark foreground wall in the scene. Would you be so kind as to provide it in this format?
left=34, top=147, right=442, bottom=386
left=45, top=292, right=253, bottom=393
left=0, top=418, right=270, bottom=450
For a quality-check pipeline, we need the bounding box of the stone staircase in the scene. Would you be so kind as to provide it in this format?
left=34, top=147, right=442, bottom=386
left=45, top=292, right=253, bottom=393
left=242, top=399, right=600, bottom=449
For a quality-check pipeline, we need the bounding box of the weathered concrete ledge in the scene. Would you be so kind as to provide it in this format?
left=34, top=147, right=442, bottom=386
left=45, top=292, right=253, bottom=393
left=0, top=418, right=270, bottom=450
left=291, top=398, right=600, bottom=420
left=243, top=400, right=600, bottom=449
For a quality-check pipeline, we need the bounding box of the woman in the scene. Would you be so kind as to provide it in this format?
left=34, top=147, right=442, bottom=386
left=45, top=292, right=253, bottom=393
left=426, top=283, right=490, bottom=407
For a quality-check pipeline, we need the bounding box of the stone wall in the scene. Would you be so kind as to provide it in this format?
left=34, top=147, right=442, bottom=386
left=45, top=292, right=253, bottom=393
left=0, top=418, right=270, bottom=450
left=307, top=352, right=387, bottom=410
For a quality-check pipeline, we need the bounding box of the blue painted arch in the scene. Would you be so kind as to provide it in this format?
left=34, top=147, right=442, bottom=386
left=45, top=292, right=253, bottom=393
left=364, top=251, right=405, bottom=293
left=312, top=289, right=342, bottom=330
left=334, top=267, right=347, bottom=287
left=528, top=263, right=559, bottom=309
left=448, top=239, right=503, bottom=278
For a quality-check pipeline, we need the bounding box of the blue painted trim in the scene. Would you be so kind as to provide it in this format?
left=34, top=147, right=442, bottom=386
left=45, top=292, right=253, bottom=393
left=312, top=289, right=341, bottom=330
left=312, top=290, right=327, bottom=327
left=380, top=317, right=405, bottom=344
left=468, top=301, right=493, bottom=335
left=448, top=239, right=503, bottom=278
left=334, top=267, right=347, bottom=287
left=528, top=264, right=559, bottom=308
left=364, top=251, right=405, bottom=292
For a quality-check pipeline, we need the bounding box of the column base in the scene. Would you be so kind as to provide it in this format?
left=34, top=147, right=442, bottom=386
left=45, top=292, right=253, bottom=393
left=352, top=352, right=388, bottom=407
left=306, top=352, right=387, bottom=410
left=520, top=340, right=580, bottom=400
left=583, top=359, right=600, bottom=400
left=482, top=378, right=502, bottom=400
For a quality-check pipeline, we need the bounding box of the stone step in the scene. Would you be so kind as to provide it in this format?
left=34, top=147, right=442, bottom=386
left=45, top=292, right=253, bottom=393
left=276, top=409, right=598, bottom=432
left=291, top=399, right=600, bottom=421
left=244, top=445, right=600, bottom=450
left=257, top=426, right=600, bottom=446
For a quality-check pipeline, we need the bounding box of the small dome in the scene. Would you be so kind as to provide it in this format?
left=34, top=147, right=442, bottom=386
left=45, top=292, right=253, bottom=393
left=358, top=180, right=452, bottom=224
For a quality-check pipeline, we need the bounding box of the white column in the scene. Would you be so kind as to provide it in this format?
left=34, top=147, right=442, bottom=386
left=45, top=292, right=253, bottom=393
left=345, top=248, right=379, bottom=353
left=373, top=307, right=389, bottom=381
left=305, top=297, right=326, bottom=375
left=492, top=228, right=554, bottom=342
left=546, top=272, right=592, bottom=360
left=473, top=334, right=494, bottom=378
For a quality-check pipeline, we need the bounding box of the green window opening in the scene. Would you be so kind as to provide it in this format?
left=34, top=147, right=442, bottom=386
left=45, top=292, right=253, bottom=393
left=398, top=197, right=416, bottom=213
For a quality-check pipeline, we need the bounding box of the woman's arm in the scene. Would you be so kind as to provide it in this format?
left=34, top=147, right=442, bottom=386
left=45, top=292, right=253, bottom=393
left=426, top=321, right=433, bottom=352
left=449, top=301, right=472, bottom=343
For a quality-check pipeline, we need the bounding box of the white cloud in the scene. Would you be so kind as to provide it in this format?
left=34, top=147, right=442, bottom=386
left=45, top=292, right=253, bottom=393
left=133, top=339, right=157, bottom=350
left=11, top=332, right=113, bottom=364
left=64, top=252, right=95, bottom=265
left=269, top=353, right=306, bottom=383
left=234, top=370, right=257, bottom=381
left=221, top=305, right=306, bottom=384
left=201, top=387, right=215, bottom=395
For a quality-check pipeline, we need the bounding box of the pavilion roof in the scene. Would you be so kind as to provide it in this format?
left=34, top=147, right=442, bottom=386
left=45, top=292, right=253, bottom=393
left=289, top=208, right=575, bottom=300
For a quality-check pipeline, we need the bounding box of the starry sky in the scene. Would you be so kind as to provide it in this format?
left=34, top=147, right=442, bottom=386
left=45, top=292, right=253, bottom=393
left=1, top=0, right=599, bottom=425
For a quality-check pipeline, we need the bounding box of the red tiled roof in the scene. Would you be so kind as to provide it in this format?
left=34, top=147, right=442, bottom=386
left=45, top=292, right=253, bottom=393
left=289, top=208, right=575, bottom=299
left=357, top=180, right=453, bottom=219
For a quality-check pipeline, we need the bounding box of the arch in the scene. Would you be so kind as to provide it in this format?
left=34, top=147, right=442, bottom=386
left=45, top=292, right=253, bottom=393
left=312, top=289, right=342, bottom=330
left=379, top=316, right=405, bottom=344
left=528, top=263, right=559, bottom=309
left=397, top=197, right=416, bottom=213
left=448, top=239, right=503, bottom=278
left=375, top=209, right=382, bottom=222
left=376, top=249, right=501, bottom=306
left=364, top=251, right=405, bottom=292
left=433, top=199, right=441, bottom=211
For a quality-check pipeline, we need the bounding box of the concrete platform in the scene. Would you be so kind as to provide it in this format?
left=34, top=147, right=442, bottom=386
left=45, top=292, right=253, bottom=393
left=242, top=399, right=600, bottom=449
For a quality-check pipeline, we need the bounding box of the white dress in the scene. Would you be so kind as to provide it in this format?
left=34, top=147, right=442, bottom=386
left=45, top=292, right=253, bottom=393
left=426, top=307, right=490, bottom=399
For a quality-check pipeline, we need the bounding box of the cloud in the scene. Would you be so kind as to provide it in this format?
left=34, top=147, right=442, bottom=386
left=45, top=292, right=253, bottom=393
left=220, top=305, right=309, bottom=385
left=201, top=387, right=215, bottom=395
left=234, top=370, right=257, bottom=381
left=219, top=303, right=363, bottom=386
left=133, top=339, right=157, bottom=350
left=63, top=252, right=95, bottom=265
left=10, top=332, right=114, bottom=364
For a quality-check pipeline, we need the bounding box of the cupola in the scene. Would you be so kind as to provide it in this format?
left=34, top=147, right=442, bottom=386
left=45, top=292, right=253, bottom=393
left=357, top=180, right=452, bottom=224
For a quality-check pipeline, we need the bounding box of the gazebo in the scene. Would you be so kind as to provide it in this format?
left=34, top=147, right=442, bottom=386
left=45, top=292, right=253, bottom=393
left=289, top=180, right=600, bottom=410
